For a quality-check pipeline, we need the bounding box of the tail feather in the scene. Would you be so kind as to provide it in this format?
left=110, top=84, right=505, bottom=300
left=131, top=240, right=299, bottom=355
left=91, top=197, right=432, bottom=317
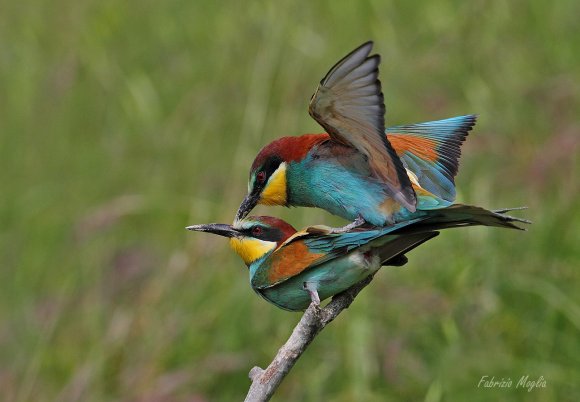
left=397, top=204, right=531, bottom=232
left=379, top=231, right=440, bottom=266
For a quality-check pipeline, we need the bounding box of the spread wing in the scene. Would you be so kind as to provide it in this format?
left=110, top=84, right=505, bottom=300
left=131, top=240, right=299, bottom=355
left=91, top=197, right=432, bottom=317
left=387, top=115, right=477, bottom=202
left=308, top=41, right=417, bottom=212
left=250, top=218, right=427, bottom=289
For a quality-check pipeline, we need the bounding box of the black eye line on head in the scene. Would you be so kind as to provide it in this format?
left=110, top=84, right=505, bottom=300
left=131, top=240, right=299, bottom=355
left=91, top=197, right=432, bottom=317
left=241, top=224, right=265, bottom=239
left=242, top=224, right=282, bottom=242
left=241, top=223, right=260, bottom=232
left=253, top=157, right=283, bottom=189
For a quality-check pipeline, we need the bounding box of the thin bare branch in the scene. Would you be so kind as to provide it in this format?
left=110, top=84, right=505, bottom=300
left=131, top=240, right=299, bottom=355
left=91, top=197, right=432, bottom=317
left=244, top=274, right=375, bottom=402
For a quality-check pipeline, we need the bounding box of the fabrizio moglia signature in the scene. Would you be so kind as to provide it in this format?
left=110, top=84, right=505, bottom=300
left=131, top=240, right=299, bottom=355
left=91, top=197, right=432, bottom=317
left=478, top=375, right=547, bottom=392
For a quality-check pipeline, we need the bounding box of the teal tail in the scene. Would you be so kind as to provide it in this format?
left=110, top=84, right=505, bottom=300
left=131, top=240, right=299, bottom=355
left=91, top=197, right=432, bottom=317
left=379, top=205, right=528, bottom=267
left=402, top=204, right=531, bottom=232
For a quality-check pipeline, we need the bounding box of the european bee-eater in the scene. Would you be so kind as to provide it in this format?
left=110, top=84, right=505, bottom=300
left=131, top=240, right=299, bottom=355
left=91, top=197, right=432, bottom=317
left=188, top=205, right=528, bottom=311
left=236, top=41, right=477, bottom=229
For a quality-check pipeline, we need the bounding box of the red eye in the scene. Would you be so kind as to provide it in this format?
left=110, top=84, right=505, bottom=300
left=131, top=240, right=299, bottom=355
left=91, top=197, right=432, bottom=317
left=256, top=171, right=266, bottom=183
left=252, top=226, right=263, bottom=236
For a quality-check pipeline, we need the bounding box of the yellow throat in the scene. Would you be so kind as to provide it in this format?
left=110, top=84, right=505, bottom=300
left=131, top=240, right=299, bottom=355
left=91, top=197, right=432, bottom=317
left=229, top=237, right=277, bottom=265
left=259, top=162, right=287, bottom=206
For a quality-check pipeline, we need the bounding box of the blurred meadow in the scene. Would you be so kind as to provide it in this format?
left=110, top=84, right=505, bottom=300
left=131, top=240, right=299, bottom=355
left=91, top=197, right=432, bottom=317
left=1, top=0, right=579, bottom=401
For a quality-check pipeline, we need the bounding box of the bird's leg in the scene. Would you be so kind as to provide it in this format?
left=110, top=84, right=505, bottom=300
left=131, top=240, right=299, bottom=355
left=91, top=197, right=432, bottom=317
left=327, top=215, right=366, bottom=234
left=303, top=282, right=320, bottom=306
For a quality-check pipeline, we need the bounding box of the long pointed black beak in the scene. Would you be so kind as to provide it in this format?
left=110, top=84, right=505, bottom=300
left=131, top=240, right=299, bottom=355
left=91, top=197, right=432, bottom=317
left=186, top=223, right=240, bottom=238
left=235, top=193, right=259, bottom=222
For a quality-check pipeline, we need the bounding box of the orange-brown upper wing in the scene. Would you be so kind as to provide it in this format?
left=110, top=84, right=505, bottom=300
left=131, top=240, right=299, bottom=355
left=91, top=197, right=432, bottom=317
left=308, top=41, right=417, bottom=212
left=252, top=241, right=327, bottom=289
left=249, top=220, right=426, bottom=289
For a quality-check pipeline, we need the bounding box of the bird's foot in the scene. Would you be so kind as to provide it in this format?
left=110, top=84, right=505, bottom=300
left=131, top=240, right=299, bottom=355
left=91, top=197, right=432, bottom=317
left=326, top=216, right=366, bottom=234
left=303, top=282, right=321, bottom=306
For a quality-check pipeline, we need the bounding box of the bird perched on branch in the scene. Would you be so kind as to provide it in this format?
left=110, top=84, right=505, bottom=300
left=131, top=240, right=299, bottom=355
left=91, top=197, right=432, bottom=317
left=188, top=206, right=529, bottom=311
left=236, top=41, right=476, bottom=231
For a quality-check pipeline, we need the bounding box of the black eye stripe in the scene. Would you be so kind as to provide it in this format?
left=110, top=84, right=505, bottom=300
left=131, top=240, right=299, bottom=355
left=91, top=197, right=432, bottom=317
left=260, top=157, right=283, bottom=179
left=252, top=157, right=283, bottom=193
left=245, top=225, right=283, bottom=242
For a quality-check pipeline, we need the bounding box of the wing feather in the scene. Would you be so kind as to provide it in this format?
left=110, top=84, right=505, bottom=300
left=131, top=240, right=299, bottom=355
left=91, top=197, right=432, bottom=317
left=308, top=41, right=417, bottom=212
left=250, top=218, right=426, bottom=289
left=387, top=115, right=476, bottom=201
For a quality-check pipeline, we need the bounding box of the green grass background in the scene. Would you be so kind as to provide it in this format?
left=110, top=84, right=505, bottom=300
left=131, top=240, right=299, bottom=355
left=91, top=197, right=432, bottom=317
left=1, top=1, right=579, bottom=401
